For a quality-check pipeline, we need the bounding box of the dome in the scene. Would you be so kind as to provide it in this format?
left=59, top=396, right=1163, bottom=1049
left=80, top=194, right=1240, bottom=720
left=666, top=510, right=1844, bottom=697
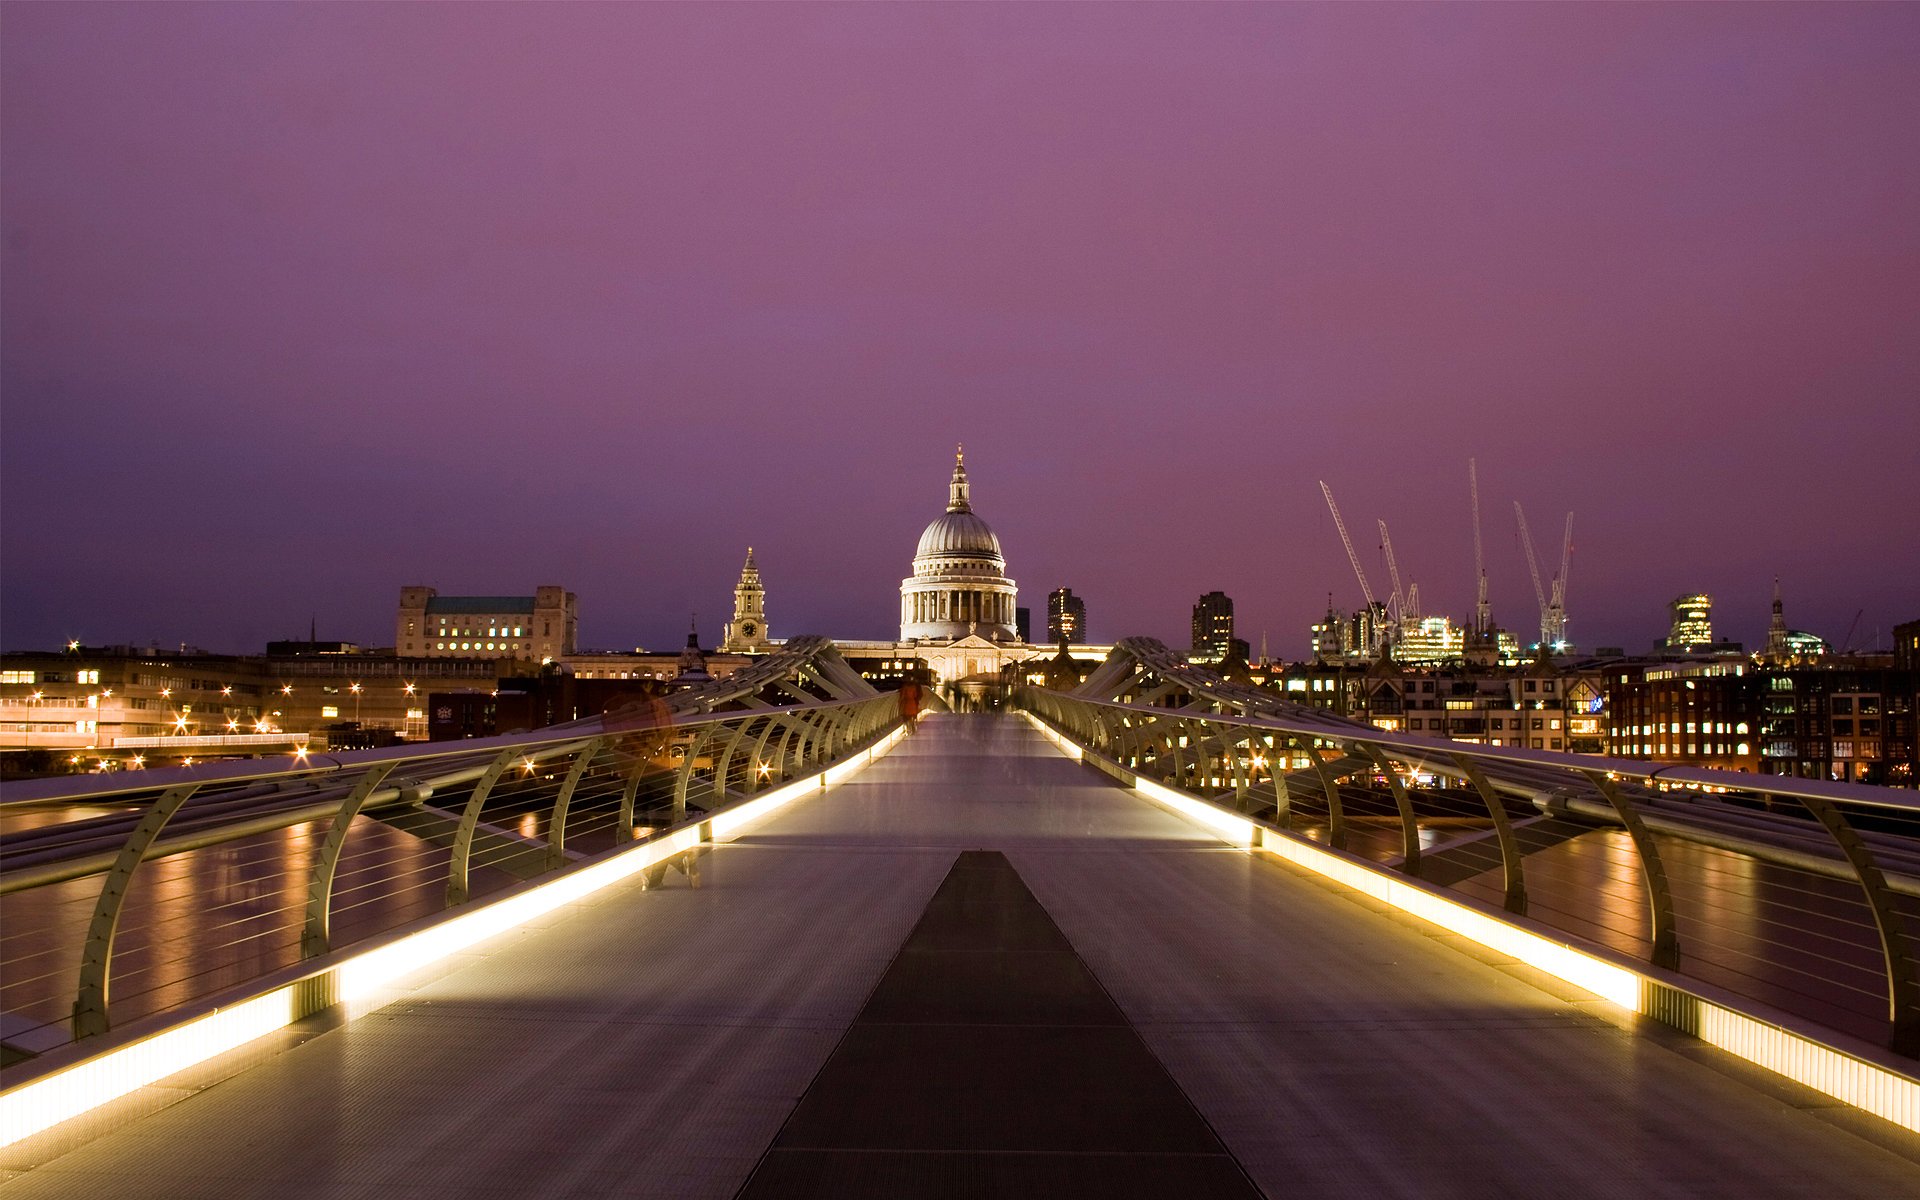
left=916, top=510, right=1003, bottom=562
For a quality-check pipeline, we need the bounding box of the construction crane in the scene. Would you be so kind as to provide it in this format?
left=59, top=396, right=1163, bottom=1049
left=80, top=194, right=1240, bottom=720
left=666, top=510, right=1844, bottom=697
left=1550, top=513, right=1573, bottom=650
left=1513, top=501, right=1572, bottom=651
left=1839, top=609, right=1865, bottom=655
left=1469, top=460, right=1490, bottom=636
left=1376, top=520, right=1420, bottom=627
left=1320, top=481, right=1387, bottom=655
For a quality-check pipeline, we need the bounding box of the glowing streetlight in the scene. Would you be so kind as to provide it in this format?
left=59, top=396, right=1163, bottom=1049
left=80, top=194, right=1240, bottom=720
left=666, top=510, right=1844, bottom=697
left=350, top=682, right=363, bottom=726
left=67, top=640, right=79, bottom=652
left=403, top=682, right=416, bottom=697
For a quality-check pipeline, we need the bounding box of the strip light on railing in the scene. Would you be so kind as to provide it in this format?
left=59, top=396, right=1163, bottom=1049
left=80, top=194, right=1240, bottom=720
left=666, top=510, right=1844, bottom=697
left=1024, top=710, right=1920, bottom=1135
left=0, top=722, right=908, bottom=1149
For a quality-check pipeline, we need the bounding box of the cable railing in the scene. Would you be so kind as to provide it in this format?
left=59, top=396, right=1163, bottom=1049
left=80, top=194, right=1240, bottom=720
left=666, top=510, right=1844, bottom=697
left=0, top=693, right=901, bottom=1068
left=1018, top=685, right=1920, bottom=1058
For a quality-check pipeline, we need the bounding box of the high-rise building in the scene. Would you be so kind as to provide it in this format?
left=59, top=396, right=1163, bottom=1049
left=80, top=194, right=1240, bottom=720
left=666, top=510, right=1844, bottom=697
left=722, top=547, right=770, bottom=652
left=1047, top=588, right=1087, bottom=645
left=1666, top=593, right=1713, bottom=650
left=1191, top=591, right=1234, bottom=663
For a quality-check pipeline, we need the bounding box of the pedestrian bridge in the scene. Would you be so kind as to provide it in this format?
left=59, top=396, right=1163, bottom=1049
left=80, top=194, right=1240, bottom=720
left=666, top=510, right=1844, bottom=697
left=3, top=647, right=1920, bottom=1195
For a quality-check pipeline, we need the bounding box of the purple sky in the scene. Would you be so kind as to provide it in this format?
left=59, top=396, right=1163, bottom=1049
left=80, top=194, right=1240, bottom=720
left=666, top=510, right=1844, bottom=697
left=4, top=4, right=1917, bottom=657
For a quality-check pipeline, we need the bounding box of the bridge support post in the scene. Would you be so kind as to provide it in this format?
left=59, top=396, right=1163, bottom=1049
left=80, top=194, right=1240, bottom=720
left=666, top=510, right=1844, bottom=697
left=303, top=762, right=399, bottom=958
left=772, top=717, right=801, bottom=782
left=1271, top=736, right=1294, bottom=829
left=673, top=727, right=716, bottom=821
left=1793, top=791, right=1920, bottom=1056
left=744, top=716, right=782, bottom=793
left=1226, top=726, right=1252, bottom=807
left=546, top=739, right=606, bottom=870
left=1451, top=755, right=1526, bottom=916
left=1359, top=744, right=1421, bottom=877
left=1304, top=741, right=1348, bottom=850
left=1583, top=770, right=1678, bottom=971
left=617, top=767, right=646, bottom=842
left=72, top=783, right=202, bottom=1039
left=1167, top=721, right=1198, bottom=794
left=448, top=749, right=520, bottom=906
left=711, top=719, right=753, bottom=803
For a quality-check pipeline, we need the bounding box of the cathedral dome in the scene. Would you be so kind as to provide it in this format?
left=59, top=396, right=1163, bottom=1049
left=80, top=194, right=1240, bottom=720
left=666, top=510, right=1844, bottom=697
left=915, top=510, right=1003, bottom=562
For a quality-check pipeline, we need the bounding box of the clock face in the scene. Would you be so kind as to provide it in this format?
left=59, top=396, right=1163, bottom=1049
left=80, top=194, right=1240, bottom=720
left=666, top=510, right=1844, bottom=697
left=741, top=622, right=757, bottom=637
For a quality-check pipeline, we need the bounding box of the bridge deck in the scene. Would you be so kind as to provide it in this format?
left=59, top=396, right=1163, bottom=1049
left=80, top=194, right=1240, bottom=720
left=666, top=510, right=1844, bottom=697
left=5, top=714, right=1918, bottom=1197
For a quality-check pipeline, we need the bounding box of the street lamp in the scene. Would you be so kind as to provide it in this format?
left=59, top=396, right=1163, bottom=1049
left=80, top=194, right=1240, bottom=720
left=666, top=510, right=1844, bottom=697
left=350, top=682, right=363, bottom=726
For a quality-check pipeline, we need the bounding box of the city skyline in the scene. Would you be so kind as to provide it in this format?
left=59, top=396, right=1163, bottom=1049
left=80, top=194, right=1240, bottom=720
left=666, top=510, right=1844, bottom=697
left=4, top=5, right=1917, bottom=656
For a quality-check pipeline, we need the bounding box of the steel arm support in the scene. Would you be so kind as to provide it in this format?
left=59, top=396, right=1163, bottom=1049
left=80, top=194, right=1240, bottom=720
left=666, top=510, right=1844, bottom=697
left=546, top=738, right=606, bottom=869
left=673, top=727, right=716, bottom=821
left=1584, top=770, right=1679, bottom=970
left=1452, top=754, right=1527, bottom=915
left=1359, top=743, right=1421, bottom=877
left=1304, top=741, right=1348, bottom=850
left=72, top=783, right=203, bottom=1039
left=304, top=762, right=400, bottom=957
left=447, top=749, right=520, bottom=905
left=1796, top=792, right=1920, bottom=1056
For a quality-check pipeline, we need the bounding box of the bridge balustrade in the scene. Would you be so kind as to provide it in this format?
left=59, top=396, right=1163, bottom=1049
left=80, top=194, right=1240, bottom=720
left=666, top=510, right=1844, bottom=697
left=0, top=692, right=901, bottom=1063
left=1019, top=686, right=1920, bottom=1059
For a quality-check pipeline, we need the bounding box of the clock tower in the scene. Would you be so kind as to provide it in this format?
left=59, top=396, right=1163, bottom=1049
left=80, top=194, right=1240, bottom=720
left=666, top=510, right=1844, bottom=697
left=722, top=547, right=771, bottom=652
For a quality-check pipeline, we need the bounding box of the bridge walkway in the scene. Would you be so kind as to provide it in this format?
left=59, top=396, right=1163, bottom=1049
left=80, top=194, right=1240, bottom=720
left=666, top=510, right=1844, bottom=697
left=4, top=714, right=1917, bottom=1197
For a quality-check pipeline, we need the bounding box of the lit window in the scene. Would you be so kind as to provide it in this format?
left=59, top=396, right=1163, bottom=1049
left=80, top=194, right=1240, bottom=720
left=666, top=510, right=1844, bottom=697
left=322, top=706, right=340, bottom=718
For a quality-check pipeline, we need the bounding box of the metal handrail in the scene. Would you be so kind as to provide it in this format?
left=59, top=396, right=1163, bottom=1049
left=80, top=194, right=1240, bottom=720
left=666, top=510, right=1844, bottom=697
left=0, top=692, right=903, bottom=1058
left=1019, top=685, right=1920, bottom=1057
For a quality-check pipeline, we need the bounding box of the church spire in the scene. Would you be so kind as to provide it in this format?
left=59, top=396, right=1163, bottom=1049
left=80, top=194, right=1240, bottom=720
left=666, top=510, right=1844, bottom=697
left=1766, top=576, right=1790, bottom=662
left=723, top=546, right=769, bottom=652
left=947, top=443, right=971, bottom=513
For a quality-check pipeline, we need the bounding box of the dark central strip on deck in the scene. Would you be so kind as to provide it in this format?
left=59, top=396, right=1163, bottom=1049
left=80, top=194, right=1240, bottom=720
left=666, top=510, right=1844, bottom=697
left=736, top=850, right=1261, bottom=1199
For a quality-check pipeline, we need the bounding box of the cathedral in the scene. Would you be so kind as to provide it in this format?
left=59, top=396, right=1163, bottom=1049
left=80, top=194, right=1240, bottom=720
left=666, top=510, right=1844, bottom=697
left=899, top=447, right=1019, bottom=642
left=717, top=448, right=1105, bottom=688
